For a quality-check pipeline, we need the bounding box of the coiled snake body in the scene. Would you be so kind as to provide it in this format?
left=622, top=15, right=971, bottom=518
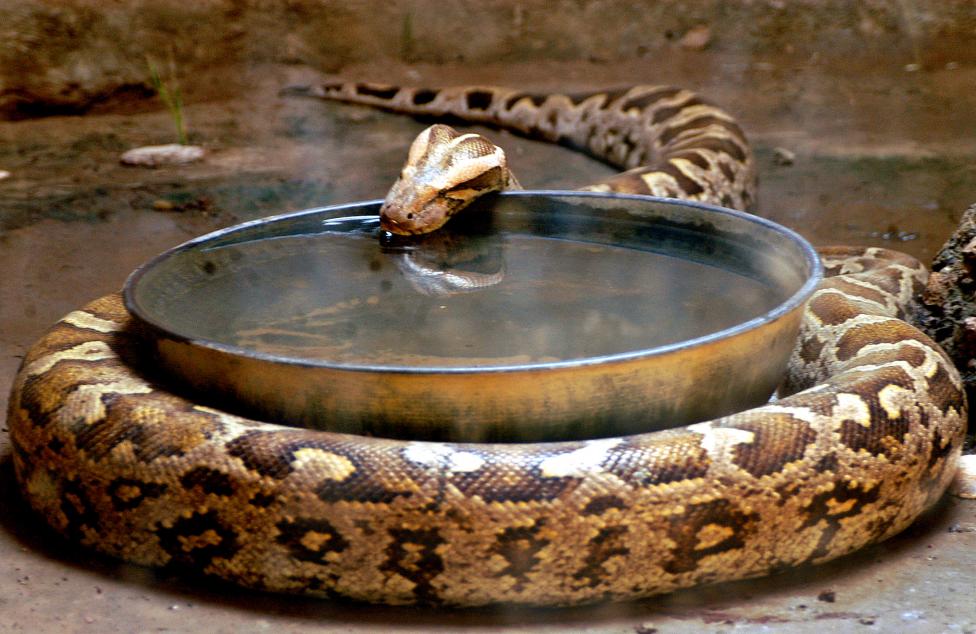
left=7, top=83, right=967, bottom=606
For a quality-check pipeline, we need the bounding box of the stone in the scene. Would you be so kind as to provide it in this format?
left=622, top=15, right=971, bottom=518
left=950, top=454, right=976, bottom=498
left=914, top=202, right=976, bottom=420
left=120, top=144, right=205, bottom=167
left=679, top=25, right=712, bottom=51
left=773, top=147, right=796, bottom=166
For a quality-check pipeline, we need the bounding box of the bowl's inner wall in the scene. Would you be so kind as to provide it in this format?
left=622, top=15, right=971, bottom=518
left=126, top=193, right=820, bottom=441
left=132, top=194, right=813, bottom=368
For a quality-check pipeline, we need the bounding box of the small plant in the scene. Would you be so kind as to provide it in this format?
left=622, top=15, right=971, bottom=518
left=146, top=55, right=187, bottom=145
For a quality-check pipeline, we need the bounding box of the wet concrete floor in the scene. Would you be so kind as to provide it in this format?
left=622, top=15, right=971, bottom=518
left=1, top=58, right=975, bottom=632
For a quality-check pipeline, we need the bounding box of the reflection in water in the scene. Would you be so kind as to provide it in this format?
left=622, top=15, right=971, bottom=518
left=381, top=229, right=506, bottom=297
left=153, top=217, right=780, bottom=368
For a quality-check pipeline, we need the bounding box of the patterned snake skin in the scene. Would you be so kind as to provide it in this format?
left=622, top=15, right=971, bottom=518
left=6, top=83, right=967, bottom=606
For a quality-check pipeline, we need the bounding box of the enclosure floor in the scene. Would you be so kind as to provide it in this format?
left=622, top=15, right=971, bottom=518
left=1, top=57, right=975, bottom=632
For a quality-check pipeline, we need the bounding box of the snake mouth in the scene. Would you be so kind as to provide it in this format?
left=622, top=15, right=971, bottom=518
left=381, top=212, right=445, bottom=236
left=380, top=216, right=412, bottom=235
left=379, top=200, right=427, bottom=235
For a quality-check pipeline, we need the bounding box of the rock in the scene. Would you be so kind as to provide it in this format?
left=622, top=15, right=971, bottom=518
left=950, top=454, right=976, bottom=498
left=678, top=25, right=712, bottom=51
left=913, top=202, right=976, bottom=420
left=922, top=270, right=950, bottom=305
left=817, top=590, right=836, bottom=603
left=120, top=144, right=205, bottom=167
left=773, top=147, right=796, bottom=166
left=0, top=169, right=10, bottom=180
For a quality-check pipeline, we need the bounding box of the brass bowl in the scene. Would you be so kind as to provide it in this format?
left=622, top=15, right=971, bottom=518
left=124, top=192, right=822, bottom=442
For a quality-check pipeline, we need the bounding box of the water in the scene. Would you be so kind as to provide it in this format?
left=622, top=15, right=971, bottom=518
left=161, top=220, right=780, bottom=368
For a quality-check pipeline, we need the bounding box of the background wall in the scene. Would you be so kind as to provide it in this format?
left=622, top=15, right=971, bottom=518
left=2, top=0, right=975, bottom=118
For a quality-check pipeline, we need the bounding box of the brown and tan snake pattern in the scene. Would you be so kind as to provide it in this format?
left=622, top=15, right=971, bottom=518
left=6, top=83, right=967, bottom=606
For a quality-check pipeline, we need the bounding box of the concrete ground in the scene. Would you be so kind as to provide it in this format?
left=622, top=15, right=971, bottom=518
left=1, top=53, right=975, bottom=632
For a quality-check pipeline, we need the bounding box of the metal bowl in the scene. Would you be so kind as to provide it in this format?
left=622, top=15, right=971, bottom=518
left=124, top=191, right=822, bottom=442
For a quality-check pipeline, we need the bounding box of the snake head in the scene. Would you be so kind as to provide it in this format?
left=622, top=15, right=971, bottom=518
left=380, top=124, right=515, bottom=235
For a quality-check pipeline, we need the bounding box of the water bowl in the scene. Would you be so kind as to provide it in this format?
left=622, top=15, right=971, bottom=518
left=124, top=191, right=822, bottom=442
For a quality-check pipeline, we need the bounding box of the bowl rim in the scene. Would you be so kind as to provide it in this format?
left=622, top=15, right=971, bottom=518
left=123, top=190, right=824, bottom=375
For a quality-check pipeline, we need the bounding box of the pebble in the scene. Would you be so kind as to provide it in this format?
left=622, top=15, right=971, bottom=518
left=679, top=25, right=713, bottom=51
left=950, top=454, right=976, bottom=499
left=0, top=169, right=10, bottom=180
left=900, top=610, right=925, bottom=622
left=773, top=147, right=795, bottom=166
left=120, top=144, right=205, bottom=167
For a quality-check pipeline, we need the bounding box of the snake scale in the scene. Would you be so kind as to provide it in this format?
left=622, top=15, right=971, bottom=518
left=7, top=83, right=968, bottom=606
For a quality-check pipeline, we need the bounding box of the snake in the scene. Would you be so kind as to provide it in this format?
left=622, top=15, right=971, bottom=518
left=6, top=83, right=967, bottom=607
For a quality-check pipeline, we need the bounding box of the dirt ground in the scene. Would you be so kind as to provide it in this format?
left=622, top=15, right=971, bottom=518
left=2, top=50, right=976, bottom=632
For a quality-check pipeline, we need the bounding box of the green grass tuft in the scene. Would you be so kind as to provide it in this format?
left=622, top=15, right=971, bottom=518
left=146, top=55, right=187, bottom=145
